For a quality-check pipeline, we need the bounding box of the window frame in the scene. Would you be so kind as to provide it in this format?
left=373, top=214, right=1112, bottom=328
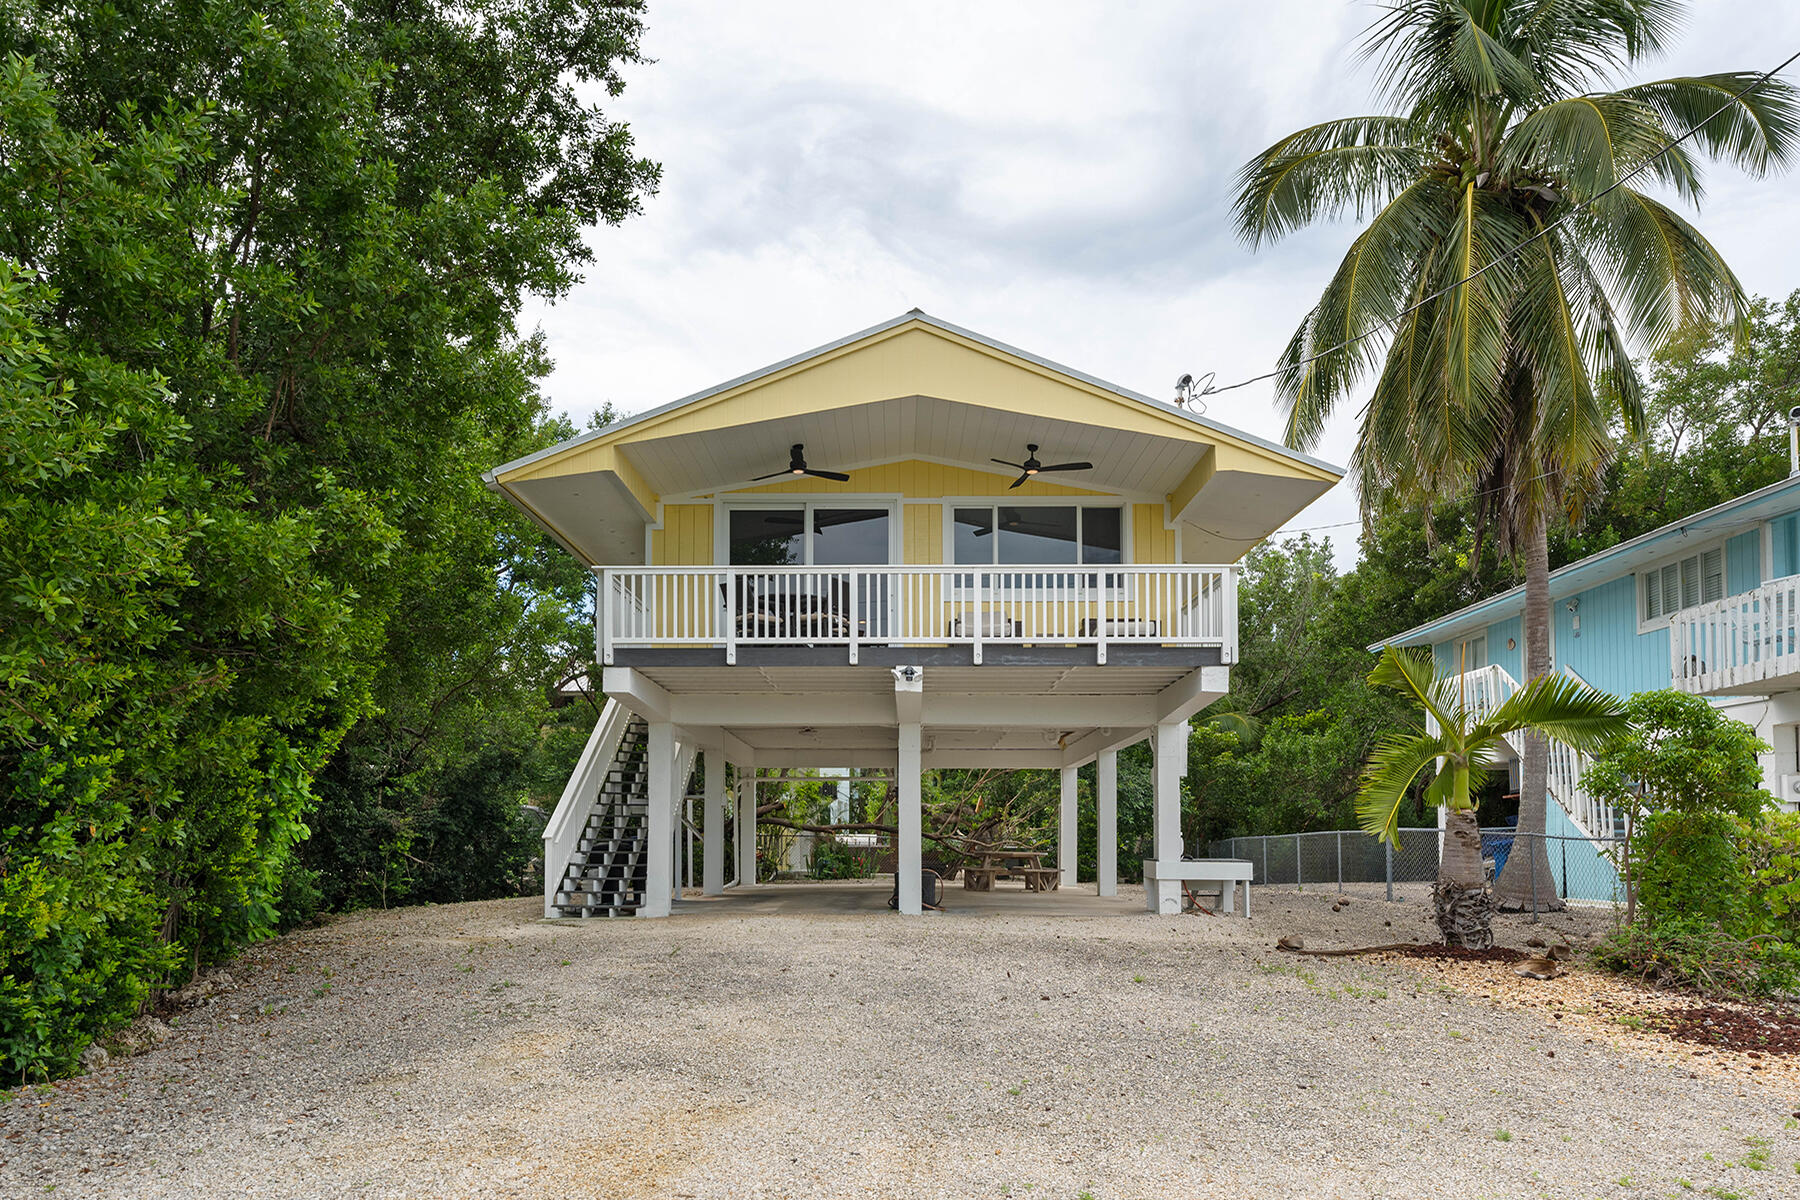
left=1636, top=536, right=1730, bottom=633
left=942, top=498, right=1132, bottom=567
left=710, top=495, right=903, bottom=567
left=942, top=497, right=1133, bottom=596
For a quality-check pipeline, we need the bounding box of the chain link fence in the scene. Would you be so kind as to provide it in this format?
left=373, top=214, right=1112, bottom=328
left=1208, top=827, right=1626, bottom=911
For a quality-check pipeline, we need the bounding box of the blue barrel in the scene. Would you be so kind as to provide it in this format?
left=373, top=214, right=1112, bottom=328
left=1481, top=831, right=1514, bottom=877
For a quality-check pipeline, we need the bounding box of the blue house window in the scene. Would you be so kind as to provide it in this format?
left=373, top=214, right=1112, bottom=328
left=1774, top=514, right=1800, bottom=579
left=1642, top=548, right=1723, bottom=622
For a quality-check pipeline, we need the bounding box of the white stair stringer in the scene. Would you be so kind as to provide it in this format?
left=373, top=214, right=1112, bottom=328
left=542, top=700, right=697, bottom=918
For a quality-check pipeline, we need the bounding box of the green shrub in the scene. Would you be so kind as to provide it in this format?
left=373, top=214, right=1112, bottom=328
left=1583, top=691, right=1795, bottom=997
left=1592, top=917, right=1764, bottom=998
left=808, top=839, right=878, bottom=881
left=1585, top=690, right=1770, bottom=825
left=1632, top=810, right=1746, bottom=927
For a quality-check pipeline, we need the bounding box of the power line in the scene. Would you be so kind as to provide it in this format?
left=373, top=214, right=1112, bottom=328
left=1189, top=47, right=1800, bottom=403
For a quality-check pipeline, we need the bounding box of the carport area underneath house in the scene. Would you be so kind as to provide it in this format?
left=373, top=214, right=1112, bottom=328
left=605, top=656, right=1230, bottom=917
left=667, top=878, right=1151, bottom=918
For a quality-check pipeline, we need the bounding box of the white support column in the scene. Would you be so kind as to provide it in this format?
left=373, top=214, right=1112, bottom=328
left=897, top=721, right=923, bottom=915
left=642, top=721, right=676, bottom=918
left=1096, top=748, right=1118, bottom=897
left=738, top=774, right=758, bottom=887
left=702, top=748, right=725, bottom=896
left=1146, top=720, right=1189, bottom=915
left=1058, top=765, right=1078, bottom=888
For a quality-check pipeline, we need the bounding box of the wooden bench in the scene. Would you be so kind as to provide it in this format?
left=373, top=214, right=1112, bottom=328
left=1019, top=866, right=1060, bottom=892
left=962, top=865, right=1001, bottom=891
left=1141, top=859, right=1254, bottom=917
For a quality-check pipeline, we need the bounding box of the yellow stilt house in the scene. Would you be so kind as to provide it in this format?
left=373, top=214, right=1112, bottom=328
left=485, top=311, right=1340, bottom=917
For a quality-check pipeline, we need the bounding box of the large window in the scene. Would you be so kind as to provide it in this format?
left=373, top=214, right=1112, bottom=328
left=1642, top=547, right=1723, bottom=621
left=727, top=506, right=891, bottom=566
left=951, top=504, right=1123, bottom=567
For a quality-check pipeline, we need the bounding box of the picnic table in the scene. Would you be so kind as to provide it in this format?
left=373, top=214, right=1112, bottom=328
left=962, top=847, right=1059, bottom=892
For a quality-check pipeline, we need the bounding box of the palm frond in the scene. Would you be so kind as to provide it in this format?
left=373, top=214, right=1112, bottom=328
left=1439, top=185, right=1525, bottom=438
left=1554, top=227, right=1646, bottom=436
left=1274, top=178, right=1453, bottom=450
left=1620, top=73, right=1800, bottom=176
left=1232, top=116, right=1425, bottom=248
left=1589, top=187, right=1748, bottom=347
left=1511, top=220, right=1611, bottom=479
left=1368, top=645, right=1458, bottom=735
left=1498, top=93, right=1682, bottom=201
left=1513, top=0, right=1683, bottom=95
left=1356, top=729, right=1450, bottom=846
left=1471, top=671, right=1628, bottom=753
left=1198, top=697, right=1263, bottom=744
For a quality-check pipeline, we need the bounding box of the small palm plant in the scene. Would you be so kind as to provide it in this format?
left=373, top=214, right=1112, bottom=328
left=1357, top=646, right=1626, bottom=947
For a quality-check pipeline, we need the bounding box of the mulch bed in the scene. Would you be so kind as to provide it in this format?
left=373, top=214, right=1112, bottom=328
left=1652, top=1004, right=1800, bottom=1057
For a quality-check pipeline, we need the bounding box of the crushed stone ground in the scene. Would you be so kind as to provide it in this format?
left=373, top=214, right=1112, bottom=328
left=4, top=881, right=1798, bottom=1199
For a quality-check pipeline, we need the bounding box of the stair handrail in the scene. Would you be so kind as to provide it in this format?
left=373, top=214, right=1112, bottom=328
left=543, top=697, right=630, bottom=917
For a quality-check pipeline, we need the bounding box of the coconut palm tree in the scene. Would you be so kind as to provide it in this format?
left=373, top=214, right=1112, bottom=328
left=1357, top=646, right=1625, bottom=945
left=1233, top=0, right=1798, bottom=910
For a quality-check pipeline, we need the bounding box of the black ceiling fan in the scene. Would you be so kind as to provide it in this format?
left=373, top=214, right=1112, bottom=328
left=991, top=443, right=1093, bottom=489
left=751, top=443, right=850, bottom=483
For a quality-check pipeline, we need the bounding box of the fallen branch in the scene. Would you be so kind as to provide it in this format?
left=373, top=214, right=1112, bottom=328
left=1276, top=936, right=1424, bottom=957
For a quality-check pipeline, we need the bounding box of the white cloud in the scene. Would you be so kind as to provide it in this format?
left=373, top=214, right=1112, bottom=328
left=523, top=0, right=1800, bottom=570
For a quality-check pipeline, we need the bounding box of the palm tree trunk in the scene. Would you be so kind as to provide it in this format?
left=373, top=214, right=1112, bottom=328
left=1495, top=511, right=1564, bottom=912
left=1435, top=803, right=1492, bottom=948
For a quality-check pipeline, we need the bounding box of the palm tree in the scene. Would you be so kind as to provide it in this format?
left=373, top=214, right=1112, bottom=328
left=1233, top=0, right=1798, bottom=911
left=1357, top=646, right=1625, bottom=945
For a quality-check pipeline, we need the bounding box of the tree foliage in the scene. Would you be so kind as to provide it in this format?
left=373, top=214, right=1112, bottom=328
left=1234, top=0, right=1797, bottom=911
left=0, top=0, right=656, bottom=1081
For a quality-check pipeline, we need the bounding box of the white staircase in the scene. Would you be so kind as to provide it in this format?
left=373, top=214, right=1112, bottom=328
left=1437, top=664, right=1623, bottom=846
left=542, top=699, right=697, bottom=917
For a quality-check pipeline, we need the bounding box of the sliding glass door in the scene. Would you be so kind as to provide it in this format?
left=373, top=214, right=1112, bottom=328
left=726, top=504, right=893, bottom=635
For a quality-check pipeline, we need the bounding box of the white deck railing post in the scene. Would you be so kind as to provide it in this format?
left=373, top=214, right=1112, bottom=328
left=599, top=568, right=615, bottom=666
left=848, top=570, right=859, bottom=665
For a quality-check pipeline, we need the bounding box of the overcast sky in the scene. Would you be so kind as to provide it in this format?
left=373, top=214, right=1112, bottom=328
left=522, top=0, right=1800, bottom=569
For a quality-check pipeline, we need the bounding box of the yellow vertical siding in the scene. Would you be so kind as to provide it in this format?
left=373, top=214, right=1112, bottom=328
left=651, top=504, right=713, bottom=566
left=904, top=504, right=941, bottom=564
left=1131, top=503, right=1174, bottom=563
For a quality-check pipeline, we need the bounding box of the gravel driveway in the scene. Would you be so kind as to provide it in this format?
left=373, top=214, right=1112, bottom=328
left=5, top=882, right=1796, bottom=1199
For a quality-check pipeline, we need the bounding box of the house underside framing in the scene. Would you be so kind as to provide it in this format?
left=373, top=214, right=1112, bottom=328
left=578, top=652, right=1226, bottom=917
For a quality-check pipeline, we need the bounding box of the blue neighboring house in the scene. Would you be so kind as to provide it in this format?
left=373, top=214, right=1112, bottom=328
left=1374, top=474, right=1800, bottom=900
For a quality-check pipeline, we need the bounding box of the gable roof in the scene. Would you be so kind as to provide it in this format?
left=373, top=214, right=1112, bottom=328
left=486, top=310, right=1340, bottom=484
left=1372, top=473, right=1800, bottom=650
left=485, top=310, right=1343, bottom=566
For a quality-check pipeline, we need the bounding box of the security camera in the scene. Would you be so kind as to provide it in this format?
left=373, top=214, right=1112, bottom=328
left=1566, top=598, right=1579, bottom=612
left=1788, top=404, right=1800, bottom=424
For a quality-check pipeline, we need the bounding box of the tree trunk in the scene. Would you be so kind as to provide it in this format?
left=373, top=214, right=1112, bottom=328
left=1435, top=803, right=1493, bottom=948
left=1494, top=511, right=1564, bottom=911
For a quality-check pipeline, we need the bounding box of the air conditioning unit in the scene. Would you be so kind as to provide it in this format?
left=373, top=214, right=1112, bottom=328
left=1779, top=774, right=1800, bottom=814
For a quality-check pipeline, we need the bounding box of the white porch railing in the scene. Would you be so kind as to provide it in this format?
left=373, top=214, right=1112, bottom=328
left=1432, top=664, right=1620, bottom=847
left=1670, top=574, right=1800, bottom=695
left=598, top=564, right=1237, bottom=666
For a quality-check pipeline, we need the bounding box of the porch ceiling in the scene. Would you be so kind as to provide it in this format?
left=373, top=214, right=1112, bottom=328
left=626, top=395, right=1196, bottom=500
